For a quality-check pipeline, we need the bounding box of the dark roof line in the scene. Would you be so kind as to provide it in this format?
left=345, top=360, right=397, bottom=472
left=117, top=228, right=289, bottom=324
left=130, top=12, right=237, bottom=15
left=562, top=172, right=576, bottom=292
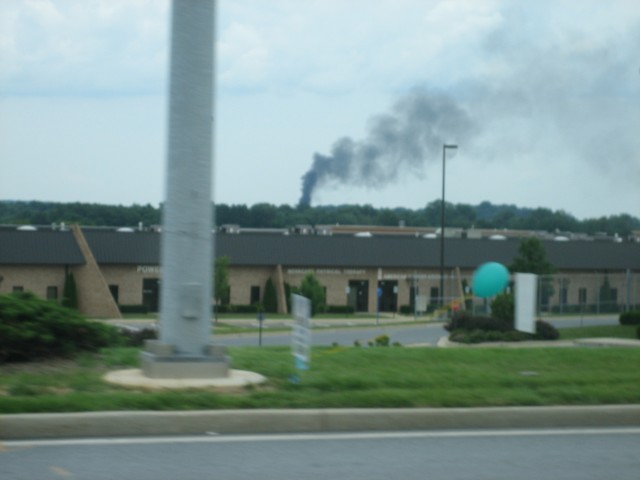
left=1, top=229, right=638, bottom=270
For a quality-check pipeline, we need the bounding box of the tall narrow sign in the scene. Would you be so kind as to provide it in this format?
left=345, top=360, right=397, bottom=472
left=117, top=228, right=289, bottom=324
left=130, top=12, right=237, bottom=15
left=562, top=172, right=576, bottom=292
left=291, top=294, right=311, bottom=371
left=515, top=273, right=537, bottom=334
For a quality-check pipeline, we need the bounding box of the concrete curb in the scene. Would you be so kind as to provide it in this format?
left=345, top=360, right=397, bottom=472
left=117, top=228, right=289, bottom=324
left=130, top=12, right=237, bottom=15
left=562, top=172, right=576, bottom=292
left=2, top=405, right=640, bottom=440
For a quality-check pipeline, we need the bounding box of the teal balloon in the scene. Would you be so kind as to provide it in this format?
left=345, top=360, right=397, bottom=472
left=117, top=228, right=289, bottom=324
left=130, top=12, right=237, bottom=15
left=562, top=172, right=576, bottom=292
left=472, top=262, right=509, bottom=298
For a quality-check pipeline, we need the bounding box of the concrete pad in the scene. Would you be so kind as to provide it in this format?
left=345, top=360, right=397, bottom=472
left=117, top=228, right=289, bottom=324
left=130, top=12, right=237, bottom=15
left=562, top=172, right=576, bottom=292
left=103, top=369, right=266, bottom=391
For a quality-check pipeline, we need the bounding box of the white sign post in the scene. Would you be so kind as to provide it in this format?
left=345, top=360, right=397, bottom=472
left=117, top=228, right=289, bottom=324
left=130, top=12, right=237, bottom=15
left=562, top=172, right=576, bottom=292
left=515, top=273, right=537, bottom=334
left=291, top=294, right=311, bottom=372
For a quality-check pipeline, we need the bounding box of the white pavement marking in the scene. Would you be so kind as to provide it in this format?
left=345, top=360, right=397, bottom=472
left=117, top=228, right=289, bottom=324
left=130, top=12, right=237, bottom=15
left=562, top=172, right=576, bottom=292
left=5, top=427, right=640, bottom=448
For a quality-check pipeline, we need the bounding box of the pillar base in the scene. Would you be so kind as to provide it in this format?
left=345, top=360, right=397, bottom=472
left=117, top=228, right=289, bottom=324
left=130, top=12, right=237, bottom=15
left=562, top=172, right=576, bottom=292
left=140, top=340, right=229, bottom=379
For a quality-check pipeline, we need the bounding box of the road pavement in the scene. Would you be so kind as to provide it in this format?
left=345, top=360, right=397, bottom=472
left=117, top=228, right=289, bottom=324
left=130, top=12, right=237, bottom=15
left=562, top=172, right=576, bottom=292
left=2, top=428, right=639, bottom=479
left=211, top=314, right=621, bottom=347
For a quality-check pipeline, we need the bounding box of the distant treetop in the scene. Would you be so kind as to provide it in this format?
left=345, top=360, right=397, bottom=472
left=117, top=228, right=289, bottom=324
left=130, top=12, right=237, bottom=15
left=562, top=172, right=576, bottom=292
left=0, top=200, right=637, bottom=237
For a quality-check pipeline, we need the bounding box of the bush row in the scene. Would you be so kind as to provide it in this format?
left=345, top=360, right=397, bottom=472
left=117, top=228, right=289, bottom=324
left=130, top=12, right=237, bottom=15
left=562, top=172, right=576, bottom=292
left=449, top=320, right=559, bottom=344
left=119, top=304, right=149, bottom=314
left=214, top=304, right=262, bottom=314
left=445, top=312, right=513, bottom=333
left=323, top=305, right=355, bottom=315
left=619, top=311, right=640, bottom=326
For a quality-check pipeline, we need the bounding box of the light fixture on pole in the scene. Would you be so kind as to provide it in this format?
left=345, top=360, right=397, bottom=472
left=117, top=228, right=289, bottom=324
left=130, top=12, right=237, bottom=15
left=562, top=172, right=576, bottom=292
left=440, top=144, right=458, bottom=308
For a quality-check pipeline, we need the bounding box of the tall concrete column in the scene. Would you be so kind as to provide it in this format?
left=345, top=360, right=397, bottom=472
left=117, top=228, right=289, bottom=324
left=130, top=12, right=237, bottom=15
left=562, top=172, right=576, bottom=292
left=141, top=0, right=227, bottom=379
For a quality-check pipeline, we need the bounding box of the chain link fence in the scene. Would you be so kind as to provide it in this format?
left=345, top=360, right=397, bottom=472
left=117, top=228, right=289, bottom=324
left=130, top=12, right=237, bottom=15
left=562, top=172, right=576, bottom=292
left=406, top=271, right=640, bottom=317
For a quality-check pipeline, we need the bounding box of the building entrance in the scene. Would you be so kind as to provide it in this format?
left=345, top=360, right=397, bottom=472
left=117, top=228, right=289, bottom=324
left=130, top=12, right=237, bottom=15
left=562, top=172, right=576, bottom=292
left=377, top=280, right=398, bottom=312
left=142, top=278, right=160, bottom=312
left=347, top=280, right=369, bottom=312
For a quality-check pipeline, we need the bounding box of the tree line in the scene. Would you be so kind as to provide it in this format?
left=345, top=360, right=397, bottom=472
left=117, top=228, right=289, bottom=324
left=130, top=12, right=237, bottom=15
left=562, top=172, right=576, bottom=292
left=1, top=200, right=638, bottom=237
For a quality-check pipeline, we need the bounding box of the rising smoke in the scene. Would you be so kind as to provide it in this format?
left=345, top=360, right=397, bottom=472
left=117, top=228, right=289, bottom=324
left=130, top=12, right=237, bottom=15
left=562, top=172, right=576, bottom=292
left=298, top=88, right=477, bottom=207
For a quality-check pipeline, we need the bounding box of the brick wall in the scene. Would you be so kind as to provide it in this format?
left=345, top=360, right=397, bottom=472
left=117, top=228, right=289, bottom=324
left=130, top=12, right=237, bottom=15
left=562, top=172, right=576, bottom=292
left=0, top=265, right=67, bottom=300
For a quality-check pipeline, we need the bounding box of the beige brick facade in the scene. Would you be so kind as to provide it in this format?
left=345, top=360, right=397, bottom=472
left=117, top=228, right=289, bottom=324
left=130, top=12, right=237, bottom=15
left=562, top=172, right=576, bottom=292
left=2, top=226, right=638, bottom=316
left=100, top=265, right=159, bottom=306
left=0, top=265, right=67, bottom=300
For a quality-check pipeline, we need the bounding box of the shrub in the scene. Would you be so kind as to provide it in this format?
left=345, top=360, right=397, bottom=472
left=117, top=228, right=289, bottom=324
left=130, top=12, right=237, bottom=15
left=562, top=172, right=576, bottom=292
left=372, top=334, right=390, bottom=347
left=449, top=329, right=532, bottom=344
left=399, top=305, right=413, bottom=315
left=0, top=292, right=121, bottom=362
left=445, top=312, right=511, bottom=332
left=637, top=325, right=640, bottom=340
left=284, top=283, right=294, bottom=312
left=263, top=278, right=278, bottom=313
left=534, top=320, right=559, bottom=340
left=298, top=273, right=326, bottom=316
left=619, top=311, right=640, bottom=326
left=119, top=304, right=149, bottom=314
left=214, top=304, right=260, bottom=314
left=490, top=293, right=514, bottom=326
left=61, top=272, right=78, bottom=309
left=324, top=305, right=355, bottom=315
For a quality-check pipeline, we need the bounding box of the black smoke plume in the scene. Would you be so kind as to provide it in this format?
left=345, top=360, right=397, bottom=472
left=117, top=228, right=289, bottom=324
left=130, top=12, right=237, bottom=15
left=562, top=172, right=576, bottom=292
left=299, top=88, right=476, bottom=207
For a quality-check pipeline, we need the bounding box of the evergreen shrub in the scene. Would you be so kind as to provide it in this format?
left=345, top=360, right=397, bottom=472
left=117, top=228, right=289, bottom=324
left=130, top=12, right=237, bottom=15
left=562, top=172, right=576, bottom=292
left=61, top=272, right=78, bottom=309
left=263, top=278, right=278, bottom=313
left=490, top=293, right=514, bottom=326
left=0, top=292, right=121, bottom=362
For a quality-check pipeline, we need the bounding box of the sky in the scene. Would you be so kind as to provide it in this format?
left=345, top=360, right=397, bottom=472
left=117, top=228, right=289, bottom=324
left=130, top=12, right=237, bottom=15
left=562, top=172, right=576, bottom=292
left=0, top=0, right=639, bottom=220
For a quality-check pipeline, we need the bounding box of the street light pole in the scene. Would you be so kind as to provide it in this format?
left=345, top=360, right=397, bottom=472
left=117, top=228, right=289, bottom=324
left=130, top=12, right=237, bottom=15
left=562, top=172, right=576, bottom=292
left=440, top=144, right=458, bottom=308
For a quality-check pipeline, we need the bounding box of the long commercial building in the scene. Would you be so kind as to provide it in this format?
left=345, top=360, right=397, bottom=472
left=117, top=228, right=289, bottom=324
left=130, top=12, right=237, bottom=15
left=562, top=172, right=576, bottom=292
left=1, top=224, right=639, bottom=317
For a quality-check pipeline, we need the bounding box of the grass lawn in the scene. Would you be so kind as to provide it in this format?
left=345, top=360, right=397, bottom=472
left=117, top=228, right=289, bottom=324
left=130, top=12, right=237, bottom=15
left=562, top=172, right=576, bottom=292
left=559, top=324, right=638, bottom=340
left=1, top=346, right=639, bottom=414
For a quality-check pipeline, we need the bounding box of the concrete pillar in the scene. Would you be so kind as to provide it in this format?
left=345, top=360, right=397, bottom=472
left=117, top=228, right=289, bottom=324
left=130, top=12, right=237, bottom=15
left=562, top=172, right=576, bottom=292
left=141, top=0, right=227, bottom=379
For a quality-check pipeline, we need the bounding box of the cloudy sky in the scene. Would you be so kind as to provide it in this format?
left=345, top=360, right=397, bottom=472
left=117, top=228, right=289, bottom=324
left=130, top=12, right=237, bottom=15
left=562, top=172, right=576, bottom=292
left=0, top=0, right=638, bottom=220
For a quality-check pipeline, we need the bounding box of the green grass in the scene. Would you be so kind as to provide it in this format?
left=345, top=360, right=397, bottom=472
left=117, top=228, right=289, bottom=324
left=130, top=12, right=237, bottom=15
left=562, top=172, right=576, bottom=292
left=1, top=346, right=639, bottom=414
left=559, top=324, right=638, bottom=340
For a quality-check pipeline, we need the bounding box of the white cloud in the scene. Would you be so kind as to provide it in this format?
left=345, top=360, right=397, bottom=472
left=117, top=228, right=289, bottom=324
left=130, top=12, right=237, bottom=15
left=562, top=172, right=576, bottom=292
left=0, top=0, right=638, bottom=220
left=0, top=0, right=169, bottom=95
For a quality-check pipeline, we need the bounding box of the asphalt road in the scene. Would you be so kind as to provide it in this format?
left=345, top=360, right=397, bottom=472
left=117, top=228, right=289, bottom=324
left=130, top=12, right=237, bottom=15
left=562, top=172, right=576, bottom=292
left=219, top=322, right=446, bottom=347
left=2, top=428, right=639, bottom=480
left=215, top=315, right=620, bottom=347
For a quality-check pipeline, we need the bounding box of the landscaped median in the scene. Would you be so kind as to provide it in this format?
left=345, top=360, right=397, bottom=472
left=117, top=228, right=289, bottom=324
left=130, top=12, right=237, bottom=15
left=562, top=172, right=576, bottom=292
left=1, top=345, right=639, bottom=414
left=1, top=292, right=639, bottom=434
